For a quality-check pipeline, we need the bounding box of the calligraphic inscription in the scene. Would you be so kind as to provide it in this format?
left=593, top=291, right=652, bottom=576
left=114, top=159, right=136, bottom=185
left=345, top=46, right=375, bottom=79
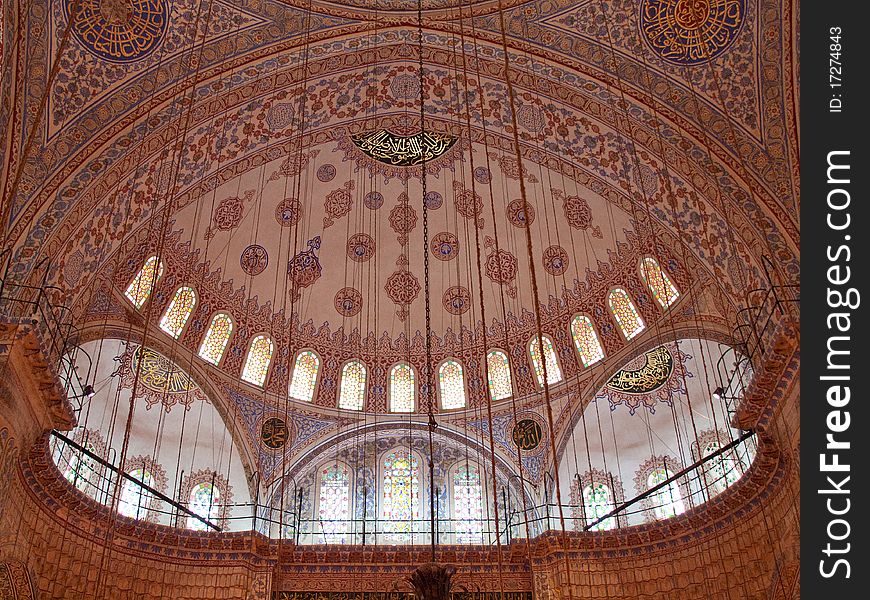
left=133, top=347, right=197, bottom=394
left=350, top=130, right=458, bottom=167
left=640, top=0, right=744, bottom=65
left=606, top=345, right=674, bottom=394
left=512, top=419, right=543, bottom=451
left=68, top=0, right=169, bottom=63
left=261, top=417, right=290, bottom=449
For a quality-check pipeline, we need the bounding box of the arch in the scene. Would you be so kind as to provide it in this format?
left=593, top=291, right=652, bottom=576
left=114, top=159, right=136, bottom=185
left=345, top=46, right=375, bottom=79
left=389, top=363, right=416, bottom=413
left=52, top=428, right=107, bottom=500
left=450, top=460, right=485, bottom=544
left=198, top=312, right=234, bottom=366
left=485, top=350, right=513, bottom=401
left=124, top=255, right=164, bottom=309
left=338, top=360, right=367, bottom=410
left=241, top=334, right=274, bottom=387
left=636, top=456, right=686, bottom=522
left=288, top=349, right=320, bottom=402
left=571, top=469, right=624, bottom=532
left=316, top=460, right=353, bottom=543
left=117, top=456, right=167, bottom=523
left=569, top=314, right=605, bottom=368
left=181, top=469, right=233, bottom=531
left=639, top=257, right=680, bottom=309
left=438, top=359, right=467, bottom=410
left=528, top=334, right=563, bottom=387
left=159, top=286, right=197, bottom=339
left=693, top=429, right=746, bottom=497
left=379, top=447, right=423, bottom=544
left=607, top=288, right=645, bottom=340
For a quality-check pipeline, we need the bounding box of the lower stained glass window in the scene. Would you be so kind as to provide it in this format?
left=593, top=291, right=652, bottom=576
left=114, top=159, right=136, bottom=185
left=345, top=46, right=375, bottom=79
left=453, top=464, right=484, bottom=544
left=647, top=468, right=685, bottom=520
left=119, top=468, right=155, bottom=520
left=582, top=482, right=615, bottom=531
left=188, top=482, right=221, bottom=531
left=382, top=450, right=420, bottom=543
left=319, top=463, right=352, bottom=543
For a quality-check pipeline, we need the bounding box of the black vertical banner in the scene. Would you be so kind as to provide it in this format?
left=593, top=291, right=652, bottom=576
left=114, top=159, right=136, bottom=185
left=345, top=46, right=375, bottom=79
left=802, top=0, right=870, bottom=595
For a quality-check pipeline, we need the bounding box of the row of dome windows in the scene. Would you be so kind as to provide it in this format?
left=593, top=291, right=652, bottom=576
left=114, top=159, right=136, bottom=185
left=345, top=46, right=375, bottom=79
left=123, top=256, right=680, bottom=411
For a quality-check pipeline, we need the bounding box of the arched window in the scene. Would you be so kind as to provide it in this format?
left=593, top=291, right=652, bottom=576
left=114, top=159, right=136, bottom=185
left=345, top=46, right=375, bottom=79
left=647, top=468, right=685, bottom=520
left=338, top=361, right=367, bottom=410
left=288, top=350, right=320, bottom=402
left=582, top=482, right=615, bottom=531
left=382, top=449, right=420, bottom=543
left=640, top=257, right=679, bottom=308
left=124, top=256, right=164, bottom=309
left=701, top=439, right=742, bottom=496
left=58, top=445, right=98, bottom=495
left=438, top=359, right=466, bottom=410
left=452, top=463, right=484, bottom=544
left=118, top=468, right=155, bottom=520
left=389, top=363, right=415, bottom=413
left=241, top=335, right=274, bottom=387
left=486, top=350, right=513, bottom=401
left=198, top=313, right=233, bottom=365
left=188, top=482, right=221, bottom=531
left=159, top=286, right=197, bottom=339
left=318, top=463, right=352, bottom=543
left=529, top=335, right=563, bottom=387
left=608, top=288, right=645, bottom=340
left=570, top=315, right=605, bottom=367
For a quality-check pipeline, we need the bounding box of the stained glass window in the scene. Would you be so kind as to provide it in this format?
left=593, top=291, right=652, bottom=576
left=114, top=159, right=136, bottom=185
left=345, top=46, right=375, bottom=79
left=319, top=463, right=352, bottom=543
left=529, top=335, right=563, bottom=387
left=647, top=468, right=685, bottom=520
left=486, top=350, right=513, bottom=400
left=188, top=482, right=221, bottom=531
left=288, top=350, right=320, bottom=402
left=241, top=335, right=274, bottom=387
left=640, top=257, right=679, bottom=308
left=389, top=363, right=415, bottom=413
left=124, top=256, right=164, bottom=309
left=453, top=464, right=484, bottom=544
left=439, top=360, right=467, bottom=410
left=119, top=468, right=155, bottom=520
left=608, top=288, right=645, bottom=340
left=582, top=482, right=615, bottom=531
left=198, top=313, right=233, bottom=365
left=702, top=440, right=741, bottom=496
left=382, top=450, right=420, bottom=543
left=570, top=315, right=605, bottom=367
left=59, top=447, right=98, bottom=495
left=159, top=287, right=197, bottom=339
left=338, top=361, right=366, bottom=410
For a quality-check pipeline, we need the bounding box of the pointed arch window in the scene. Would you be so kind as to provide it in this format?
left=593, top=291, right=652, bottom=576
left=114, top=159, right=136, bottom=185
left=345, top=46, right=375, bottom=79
left=124, top=256, right=164, bottom=309
left=582, top=482, right=615, bottom=531
left=241, top=335, right=274, bottom=387
left=647, top=468, right=685, bottom=520
left=453, top=463, right=484, bottom=544
left=338, top=361, right=367, bottom=410
left=382, top=449, right=420, bottom=543
left=198, top=313, right=233, bottom=365
left=159, top=287, right=197, bottom=339
left=608, top=288, right=645, bottom=340
left=119, top=468, right=156, bottom=521
left=701, top=439, right=742, bottom=496
left=529, top=335, right=563, bottom=387
left=288, top=350, right=320, bottom=402
left=439, top=359, right=467, bottom=410
left=318, top=463, right=352, bottom=543
left=640, top=257, right=679, bottom=308
left=58, top=444, right=99, bottom=495
left=570, top=315, right=605, bottom=367
left=389, top=363, right=415, bottom=413
left=486, top=350, right=513, bottom=401
left=188, top=482, right=221, bottom=531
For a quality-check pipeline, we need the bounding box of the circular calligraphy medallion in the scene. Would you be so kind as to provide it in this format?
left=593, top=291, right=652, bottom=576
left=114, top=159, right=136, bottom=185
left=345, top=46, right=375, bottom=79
left=424, top=191, right=443, bottom=210
left=542, top=245, right=569, bottom=276
left=240, top=244, right=268, bottom=276
left=346, top=233, right=376, bottom=263
left=639, top=0, right=745, bottom=65
left=364, top=191, right=384, bottom=210
left=506, top=199, right=536, bottom=228
left=512, top=418, right=544, bottom=451
left=68, top=0, right=169, bottom=63
left=260, top=417, right=290, bottom=449
left=473, top=166, right=492, bottom=185
left=334, top=287, right=363, bottom=317
left=317, top=164, right=337, bottom=182
left=430, top=232, right=459, bottom=261
left=443, top=286, right=471, bottom=315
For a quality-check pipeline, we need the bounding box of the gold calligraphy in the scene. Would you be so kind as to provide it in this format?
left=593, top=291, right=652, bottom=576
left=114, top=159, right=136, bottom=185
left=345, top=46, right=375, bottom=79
left=261, top=417, right=290, bottom=449
left=133, top=347, right=198, bottom=395
left=640, top=0, right=744, bottom=65
left=512, top=419, right=543, bottom=451
left=350, top=130, right=458, bottom=167
left=69, top=0, right=168, bottom=63
left=605, top=346, right=674, bottom=394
